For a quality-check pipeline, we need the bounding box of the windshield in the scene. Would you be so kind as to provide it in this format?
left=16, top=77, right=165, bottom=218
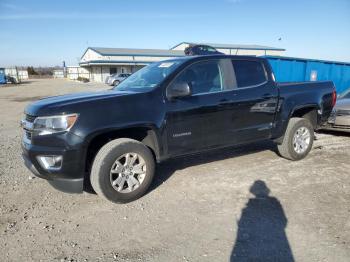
left=114, top=60, right=184, bottom=91
left=340, top=89, right=350, bottom=99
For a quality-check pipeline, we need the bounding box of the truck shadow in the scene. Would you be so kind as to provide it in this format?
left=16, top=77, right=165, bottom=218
left=84, top=141, right=278, bottom=195
left=230, top=180, right=294, bottom=262
left=149, top=140, right=277, bottom=193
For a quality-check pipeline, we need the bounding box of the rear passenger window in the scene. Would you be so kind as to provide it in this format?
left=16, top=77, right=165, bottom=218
left=231, top=60, right=267, bottom=88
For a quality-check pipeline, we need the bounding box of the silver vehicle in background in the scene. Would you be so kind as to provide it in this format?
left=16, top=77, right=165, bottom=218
left=105, top=73, right=131, bottom=86
left=325, top=89, right=350, bottom=132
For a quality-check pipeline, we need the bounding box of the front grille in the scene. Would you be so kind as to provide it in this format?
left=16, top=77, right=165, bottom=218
left=25, top=114, right=36, bottom=123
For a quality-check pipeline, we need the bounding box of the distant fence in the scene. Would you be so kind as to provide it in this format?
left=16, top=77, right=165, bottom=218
left=29, top=75, right=53, bottom=79
left=3, top=66, right=91, bottom=82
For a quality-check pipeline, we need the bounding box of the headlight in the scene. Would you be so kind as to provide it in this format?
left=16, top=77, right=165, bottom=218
left=33, top=114, right=78, bottom=136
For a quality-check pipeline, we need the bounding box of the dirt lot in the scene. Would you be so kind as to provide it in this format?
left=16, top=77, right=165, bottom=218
left=0, top=79, right=349, bottom=262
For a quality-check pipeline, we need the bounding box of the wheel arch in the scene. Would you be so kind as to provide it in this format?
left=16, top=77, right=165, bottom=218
left=275, top=104, right=319, bottom=144
left=83, top=125, right=161, bottom=175
left=289, top=105, right=319, bottom=129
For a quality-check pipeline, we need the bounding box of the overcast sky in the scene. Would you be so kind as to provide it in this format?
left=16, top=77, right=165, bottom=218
left=0, top=0, right=349, bottom=67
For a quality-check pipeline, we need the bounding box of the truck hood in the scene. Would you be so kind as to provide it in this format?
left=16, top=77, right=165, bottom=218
left=25, top=90, right=137, bottom=116
left=335, top=98, right=350, bottom=110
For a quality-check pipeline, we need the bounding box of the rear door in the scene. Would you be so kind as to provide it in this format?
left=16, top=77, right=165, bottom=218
left=228, top=59, right=279, bottom=142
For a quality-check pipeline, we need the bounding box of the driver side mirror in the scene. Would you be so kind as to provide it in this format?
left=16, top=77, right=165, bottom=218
left=167, top=81, right=192, bottom=100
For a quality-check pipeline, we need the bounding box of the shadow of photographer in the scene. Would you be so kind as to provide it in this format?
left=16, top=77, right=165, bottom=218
left=230, top=180, right=294, bottom=262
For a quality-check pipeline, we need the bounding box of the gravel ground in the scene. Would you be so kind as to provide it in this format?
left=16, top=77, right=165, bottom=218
left=0, top=79, right=349, bottom=262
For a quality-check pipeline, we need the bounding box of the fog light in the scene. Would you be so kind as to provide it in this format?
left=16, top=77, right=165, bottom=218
left=36, top=155, right=63, bottom=170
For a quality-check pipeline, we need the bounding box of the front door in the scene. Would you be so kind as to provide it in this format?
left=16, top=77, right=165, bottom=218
left=165, top=59, right=238, bottom=157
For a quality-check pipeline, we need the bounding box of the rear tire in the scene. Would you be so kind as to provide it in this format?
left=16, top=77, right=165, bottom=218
left=90, top=138, right=155, bottom=203
left=277, top=117, right=314, bottom=161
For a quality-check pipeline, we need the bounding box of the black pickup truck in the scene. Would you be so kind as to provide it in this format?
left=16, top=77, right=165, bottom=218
left=21, top=55, right=336, bottom=203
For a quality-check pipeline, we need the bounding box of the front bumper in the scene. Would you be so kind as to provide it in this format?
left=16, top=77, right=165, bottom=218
left=22, top=153, right=84, bottom=193
left=21, top=140, right=85, bottom=194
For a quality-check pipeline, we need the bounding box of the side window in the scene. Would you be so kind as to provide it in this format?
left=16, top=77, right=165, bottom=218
left=231, top=60, right=267, bottom=88
left=171, top=59, right=236, bottom=95
left=175, top=60, right=222, bottom=95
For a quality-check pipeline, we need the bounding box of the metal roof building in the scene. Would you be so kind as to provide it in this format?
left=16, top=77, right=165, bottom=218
left=79, top=47, right=186, bottom=82
left=171, top=42, right=285, bottom=56
left=79, top=42, right=285, bottom=83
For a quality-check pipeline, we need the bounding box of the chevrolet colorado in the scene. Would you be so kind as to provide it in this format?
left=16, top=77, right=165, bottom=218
left=21, top=55, right=336, bottom=203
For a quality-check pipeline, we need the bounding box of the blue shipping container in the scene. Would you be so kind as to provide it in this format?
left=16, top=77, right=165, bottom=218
left=0, top=68, right=5, bottom=84
left=264, top=56, right=350, bottom=94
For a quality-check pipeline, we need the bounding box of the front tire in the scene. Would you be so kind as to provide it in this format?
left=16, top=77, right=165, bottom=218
left=277, top=117, right=314, bottom=161
left=90, top=138, right=155, bottom=203
left=113, top=80, right=120, bottom=86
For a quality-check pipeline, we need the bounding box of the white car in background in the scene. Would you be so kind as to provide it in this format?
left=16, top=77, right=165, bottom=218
left=105, top=73, right=131, bottom=86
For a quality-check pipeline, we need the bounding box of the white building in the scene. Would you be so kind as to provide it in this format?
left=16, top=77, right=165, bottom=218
left=5, top=68, right=29, bottom=82
left=79, top=47, right=184, bottom=83
left=78, top=42, right=285, bottom=83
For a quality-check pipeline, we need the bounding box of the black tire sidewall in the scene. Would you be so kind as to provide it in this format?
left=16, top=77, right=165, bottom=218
left=287, top=119, right=314, bottom=160
left=94, top=141, right=155, bottom=203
